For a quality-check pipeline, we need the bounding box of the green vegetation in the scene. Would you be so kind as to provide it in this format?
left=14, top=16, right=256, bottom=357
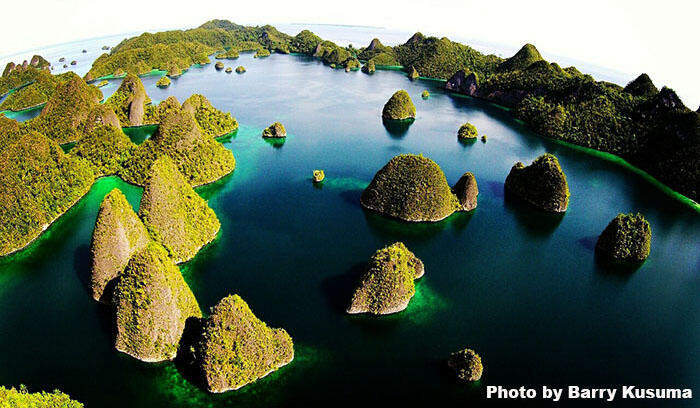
left=447, top=348, right=483, bottom=382
left=262, top=121, right=286, bottom=138
left=361, top=154, right=460, bottom=222
left=89, top=188, right=150, bottom=302
left=24, top=73, right=103, bottom=144
left=481, top=135, right=487, bottom=142
left=120, top=102, right=236, bottom=187
left=408, top=66, right=419, bottom=80
left=504, top=153, right=570, bottom=212
left=0, top=70, right=74, bottom=112
left=421, top=90, right=430, bottom=99
left=113, top=242, right=201, bottom=362
left=0, top=385, right=83, bottom=407
left=453, top=172, right=479, bottom=211
left=156, top=76, right=171, bottom=88
left=497, top=43, right=543, bottom=72
left=182, top=94, right=238, bottom=138
left=289, top=30, right=322, bottom=54
left=623, top=73, right=658, bottom=98
left=82, top=104, right=121, bottom=134
left=235, top=66, right=246, bottom=73
left=215, top=49, right=239, bottom=59
left=215, top=61, right=224, bottom=70
left=457, top=122, right=478, bottom=139
left=345, top=58, right=361, bottom=71
left=70, top=124, right=134, bottom=176
left=104, top=74, right=151, bottom=127
left=394, top=33, right=500, bottom=79
left=1, top=55, right=52, bottom=96
left=197, top=294, right=294, bottom=393
left=358, top=38, right=394, bottom=61
left=382, top=90, right=416, bottom=120
left=254, top=48, right=271, bottom=58
left=595, top=213, right=651, bottom=262
left=0, top=116, right=21, bottom=152
left=347, top=242, right=424, bottom=315
left=138, top=156, right=221, bottom=263
left=97, top=79, right=109, bottom=87
left=0, top=132, right=94, bottom=256
left=362, top=60, right=376, bottom=74
left=313, top=170, right=325, bottom=183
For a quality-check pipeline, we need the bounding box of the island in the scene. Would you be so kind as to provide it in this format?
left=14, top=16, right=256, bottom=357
left=313, top=169, right=325, bottom=183
left=254, top=48, right=271, bottom=58
left=71, top=120, right=134, bottom=176
left=0, top=132, right=93, bottom=257
left=595, top=213, right=652, bottom=262
left=421, top=90, right=430, bottom=99
left=447, top=348, right=483, bottom=382
left=235, top=65, right=246, bottom=73
left=453, top=172, right=479, bottom=211
left=215, top=61, right=225, bottom=70
left=156, top=76, right=171, bottom=88
left=138, top=156, right=221, bottom=263
left=89, top=188, right=150, bottom=302
left=105, top=74, right=151, bottom=127
left=225, top=67, right=232, bottom=73
left=262, top=121, right=287, bottom=138
left=347, top=242, right=424, bottom=315
left=182, top=93, right=239, bottom=138
left=457, top=122, right=478, bottom=140
left=216, top=49, right=240, bottom=59
left=360, top=154, right=463, bottom=222
left=196, top=294, right=294, bottom=393
left=504, top=153, right=570, bottom=212
left=113, top=242, right=201, bottom=362
left=382, top=90, right=416, bottom=121
left=0, top=386, right=83, bottom=407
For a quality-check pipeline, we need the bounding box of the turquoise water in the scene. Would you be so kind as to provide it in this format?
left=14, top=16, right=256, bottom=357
left=1, top=48, right=699, bottom=407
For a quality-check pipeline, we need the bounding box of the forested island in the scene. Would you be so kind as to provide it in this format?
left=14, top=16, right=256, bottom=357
left=0, top=17, right=696, bottom=402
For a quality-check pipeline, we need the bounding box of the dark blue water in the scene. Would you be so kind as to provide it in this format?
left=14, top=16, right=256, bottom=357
left=1, top=50, right=699, bottom=407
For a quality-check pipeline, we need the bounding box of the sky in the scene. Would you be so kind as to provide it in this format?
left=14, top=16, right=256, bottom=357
left=2, top=0, right=698, bottom=108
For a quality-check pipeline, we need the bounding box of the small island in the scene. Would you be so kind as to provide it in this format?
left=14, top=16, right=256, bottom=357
left=89, top=188, right=150, bottom=302
left=595, top=213, right=652, bottom=262
left=0, top=386, right=83, bottom=407
left=347, top=242, right=424, bottom=315
left=262, top=121, right=287, bottom=138
left=362, top=60, right=376, bottom=74
left=254, top=48, right=271, bottom=58
left=453, top=172, right=479, bottom=211
left=156, top=76, right=171, bottom=88
left=360, top=154, right=463, bottom=222
left=215, top=61, right=225, bottom=70
left=448, top=348, right=483, bottom=382
left=113, top=242, right=201, bottom=362
left=235, top=65, right=246, bottom=73
left=225, top=67, right=232, bottom=73
left=504, top=153, right=569, bottom=212
left=197, top=294, right=294, bottom=393
left=457, top=122, right=478, bottom=140
left=97, top=79, right=108, bottom=87
left=382, top=90, right=416, bottom=121
left=313, top=169, right=325, bottom=183
left=408, top=66, right=419, bottom=80
left=421, top=90, right=430, bottom=99
left=104, top=74, right=151, bottom=127
left=138, top=156, right=221, bottom=263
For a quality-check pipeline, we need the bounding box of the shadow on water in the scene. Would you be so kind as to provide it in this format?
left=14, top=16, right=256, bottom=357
left=577, top=236, right=598, bottom=252
left=382, top=118, right=414, bottom=139
left=593, top=252, right=643, bottom=279
left=73, top=244, right=92, bottom=297
left=503, top=191, right=565, bottom=237
left=320, top=262, right=365, bottom=315
left=485, top=181, right=505, bottom=198
left=363, top=209, right=474, bottom=241
left=173, top=316, right=208, bottom=392
left=338, top=189, right=363, bottom=208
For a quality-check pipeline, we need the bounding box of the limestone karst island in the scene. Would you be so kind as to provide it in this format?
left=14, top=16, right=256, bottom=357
left=0, top=2, right=698, bottom=407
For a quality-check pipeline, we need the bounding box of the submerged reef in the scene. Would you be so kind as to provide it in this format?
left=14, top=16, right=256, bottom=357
left=347, top=242, right=424, bottom=315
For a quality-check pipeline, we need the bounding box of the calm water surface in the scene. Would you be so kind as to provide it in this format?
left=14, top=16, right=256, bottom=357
left=0, top=44, right=699, bottom=408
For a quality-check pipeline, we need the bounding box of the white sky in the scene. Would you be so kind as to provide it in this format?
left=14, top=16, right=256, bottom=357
left=2, top=0, right=698, bottom=108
